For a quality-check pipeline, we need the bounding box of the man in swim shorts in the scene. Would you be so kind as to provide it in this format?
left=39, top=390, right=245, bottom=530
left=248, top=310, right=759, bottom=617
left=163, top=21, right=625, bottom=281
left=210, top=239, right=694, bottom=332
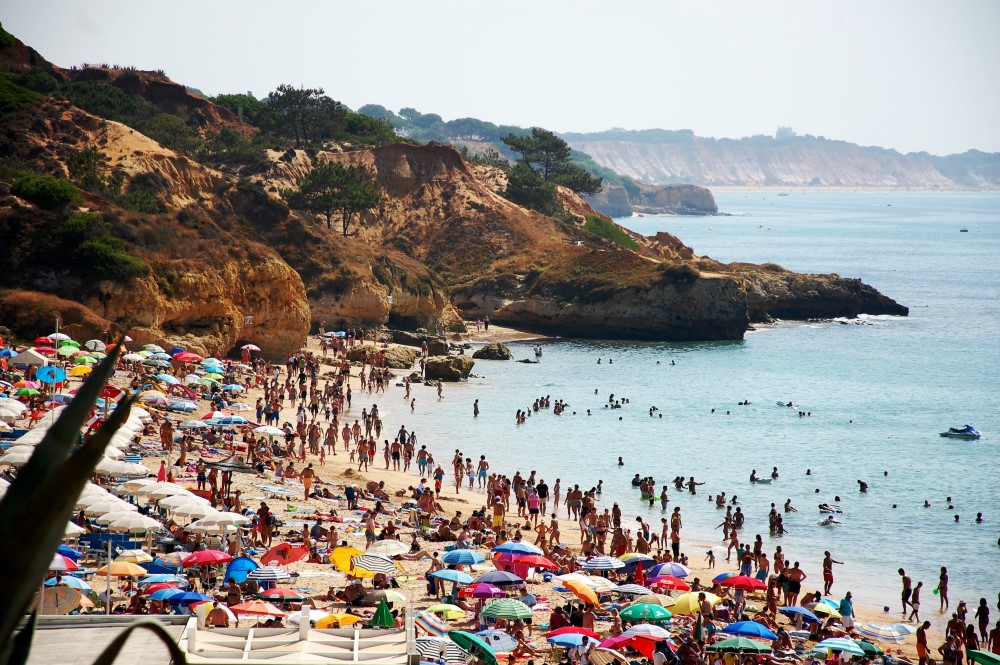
left=491, top=495, right=506, bottom=530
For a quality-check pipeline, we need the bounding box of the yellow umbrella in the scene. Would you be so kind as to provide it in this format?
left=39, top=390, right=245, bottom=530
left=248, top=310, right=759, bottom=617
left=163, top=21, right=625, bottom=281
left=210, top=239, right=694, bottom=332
left=115, top=549, right=153, bottom=564
left=813, top=604, right=842, bottom=619
left=96, top=561, right=148, bottom=577
left=641, top=594, right=677, bottom=608
left=670, top=592, right=721, bottom=615
left=69, top=365, right=93, bottom=376
left=425, top=604, right=466, bottom=620
left=315, top=613, right=362, bottom=628
left=330, top=546, right=364, bottom=574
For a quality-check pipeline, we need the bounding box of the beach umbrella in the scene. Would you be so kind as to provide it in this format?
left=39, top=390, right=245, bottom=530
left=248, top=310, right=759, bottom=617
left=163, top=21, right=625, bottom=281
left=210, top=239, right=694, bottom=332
left=174, top=352, right=202, bottom=362
left=261, top=543, right=309, bottom=566
left=122, top=353, right=144, bottom=362
left=34, top=336, right=54, bottom=345
left=201, top=410, right=230, bottom=420
left=330, top=546, right=364, bottom=573
left=649, top=575, right=691, bottom=592
left=144, top=344, right=165, bottom=353
left=231, top=600, right=286, bottom=617
left=620, top=603, right=672, bottom=622
left=441, top=549, right=485, bottom=566
left=57, top=545, right=83, bottom=561
left=118, top=477, right=159, bottom=493
left=361, top=589, right=406, bottom=606
left=240, top=344, right=261, bottom=351
left=968, top=652, right=1000, bottom=665
left=64, top=521, right=86, bottom=536
left=179, top=420, right=211, bottom=430
left=14, top=388, right=40, bottom=397
left=155, top=374, right=180, bottom=386
left=649, top=562, right=691, bottom=578
left=855, top=623, right=909, bottom=642
left=722, top=621, right=778, bottom=640
left=426, top=604, right=467, bottom=620
left=247, top=566, right=292, bottom=582
left=57, top=346, right=79, bottom=358
left=707, top=638, right=772, bottom=653
left=45, top=576, right=92, bottom=591
left=84, top=339, right=106, bottom=352
left=93, top=511, right=142, bottom=526
left=37, top=587, right=83, bottom=615
left=148, top=588, right=185, bottom=602
left=172, top=503, right=219, bottom=520
left=671, top=592, right=721, bottom=615
left=253, top=425, right=285, bottom=436
left=415, top=637, right=470, bottom=664
left=448, top=630, right=497, bottom=665
left=106, top=514, right=163, bottom=533
left=144, top=483, right=193, bottom=499
left=69, top=365, right=92, bottom=377
left=548, top=633, right=602, bottom=649
left=257, top=588, right=307, bottom=602
left=82, top=499, right=137, bottom=516
left=720, top=575, right=767, bottom=591
left=140, top=574, right=189, bottom=587
left=35, top=366, right=66, bottom=384
left=430, top=569, right=474, bottom=585
left=49, top=553, right=78, bottom=571
left=365, top=539, right=410, bottom=557
left=169, top=591, right=213, bottom=608
left=185, top=511, right=251, bottom=531
left=0, top=448, right=34, bottom=466
left=779, top=606, right=819, bottom=623
left=589, top=648, right=632, bottom=665
left=228, top=403, right=252, bottom=411
left=472, top=570, right=523, bottom=586
left=157, top=494, right=211, bottom=509
left=222, top=384, right=245, bottom=392
left=491, top=541, right=542, bottom=555
left=315, top=613, right=362, bottom=629
left=481, top=598, right=532, bottom=620
left=812, top=603, right=842, bottom=618
left=612, top=584, right=654, bottom=596
left=458, top=583, right=505, bottom=599
left=812, top=638, right=864, bottom=657
left=115, top=549, right=153, bottom=564
left=622, top=623, right=673, bottom=640
left=370, top=599, right=394, bottom=628
left=582, top=556, right=625, bottom=571
left=211, top=416, right=250, bottom=426
left=564, top=579, right=600, bottom=606
left=415, top=610, right=449, bottom=636
left=182, top=550, right=232, bottom=567
left=511, top=554, right=559, bottom=570
left=858, top=641, right=885, bottom=657
left=98, top=561, right=148, bottom=577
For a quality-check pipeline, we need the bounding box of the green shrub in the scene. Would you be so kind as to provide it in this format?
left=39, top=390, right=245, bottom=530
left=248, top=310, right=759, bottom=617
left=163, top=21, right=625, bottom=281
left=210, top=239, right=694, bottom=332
left=75, top=236, right=147, bottom=280
left=137, top=113, right=202, bottom=153
left=0, top=73, right=38, bottom=113
left=11, top=173, right=80, bottom=209
left=0, top=21, right=15, bottom=48
left=657, top=261, right=700, bottom=286
left=582, top=215, right=639, bottom=250
left=13, top=68, right=59, bottom=94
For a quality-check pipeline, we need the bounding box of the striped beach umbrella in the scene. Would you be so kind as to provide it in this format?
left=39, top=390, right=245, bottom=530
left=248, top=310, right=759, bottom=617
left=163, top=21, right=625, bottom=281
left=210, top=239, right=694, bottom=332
left=812, top=638, right=865, bottom=656
left=854, top=623, right=909, bottom=642
left=365, top=539, right=410, bottom=557
left=415, top=637, right=469, bottom=664
left=582, top=556, right=625, bottom=571
left=612, top=584, right=653, bottom=596
left=351, top=553, right=401, bottom=575
left=481, top=598, right=532, bottom=620
left=415, top=610, right=449, bottom=636
left=248, top=566, right=292, bottom=582
left=442, top=549, right=486, bottom=566
left=649, top=562, right=691, bottom=578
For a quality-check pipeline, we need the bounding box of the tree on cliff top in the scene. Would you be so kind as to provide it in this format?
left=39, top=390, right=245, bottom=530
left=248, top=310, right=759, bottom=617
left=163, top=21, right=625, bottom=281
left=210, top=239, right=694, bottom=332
left=282, top=161, right=380, bottom=237
left=502, top=128, right=603, bottom=195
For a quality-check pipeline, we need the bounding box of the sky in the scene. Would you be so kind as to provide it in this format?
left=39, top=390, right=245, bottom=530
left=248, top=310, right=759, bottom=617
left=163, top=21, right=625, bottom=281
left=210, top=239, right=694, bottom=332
left=5, top=0, right=1000, bottom=155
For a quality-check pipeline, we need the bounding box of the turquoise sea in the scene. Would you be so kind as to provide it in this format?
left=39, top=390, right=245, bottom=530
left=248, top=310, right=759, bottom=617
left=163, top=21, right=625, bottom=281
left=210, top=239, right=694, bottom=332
left=363, top=192, right=1000, bottom=626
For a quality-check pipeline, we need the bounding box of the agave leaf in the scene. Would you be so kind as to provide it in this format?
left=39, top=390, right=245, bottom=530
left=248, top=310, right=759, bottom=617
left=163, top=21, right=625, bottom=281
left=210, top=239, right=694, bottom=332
left=5, top=611, right=35, bottom=665
left=89, top=620, right=188, bottom=665
left=0, top=338, right=130, bottom=659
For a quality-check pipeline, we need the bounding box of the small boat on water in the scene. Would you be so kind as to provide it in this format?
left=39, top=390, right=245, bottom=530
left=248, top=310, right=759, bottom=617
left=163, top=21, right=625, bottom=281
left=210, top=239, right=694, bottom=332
left=939, top=425, right=981, bottom=439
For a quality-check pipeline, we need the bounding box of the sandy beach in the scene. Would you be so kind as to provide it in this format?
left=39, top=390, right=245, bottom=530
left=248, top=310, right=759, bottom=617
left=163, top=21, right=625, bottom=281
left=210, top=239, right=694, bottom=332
left=26, top=324, right=951, bottom=660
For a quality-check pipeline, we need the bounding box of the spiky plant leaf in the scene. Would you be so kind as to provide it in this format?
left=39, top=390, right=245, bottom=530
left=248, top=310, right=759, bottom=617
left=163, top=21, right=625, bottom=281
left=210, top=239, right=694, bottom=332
left=90, top=620, right=188, bottom=665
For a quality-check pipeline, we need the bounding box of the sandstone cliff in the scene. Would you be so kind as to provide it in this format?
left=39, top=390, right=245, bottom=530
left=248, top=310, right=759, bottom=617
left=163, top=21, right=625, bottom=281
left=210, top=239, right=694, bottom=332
left=584, top=183, right=718, bottom=218
left=565, top=130, right=1000, bottom=189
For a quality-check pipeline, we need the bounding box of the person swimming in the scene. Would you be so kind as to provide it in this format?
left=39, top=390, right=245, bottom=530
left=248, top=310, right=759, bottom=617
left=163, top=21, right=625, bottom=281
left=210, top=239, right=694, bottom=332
left=818, top=516, right=840, bottom=526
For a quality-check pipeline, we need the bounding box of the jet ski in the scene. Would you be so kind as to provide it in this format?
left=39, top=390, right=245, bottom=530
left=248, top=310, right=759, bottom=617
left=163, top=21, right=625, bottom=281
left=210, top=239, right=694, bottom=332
left=939, top=425, right=981, bottom=439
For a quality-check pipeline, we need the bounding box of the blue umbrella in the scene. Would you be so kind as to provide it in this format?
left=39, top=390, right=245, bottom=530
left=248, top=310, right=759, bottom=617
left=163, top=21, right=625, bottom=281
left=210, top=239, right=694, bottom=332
left=167, top=400, right=198, bottom=412
left=0, top=349, right=16, bottom=357
left=547, top=634, right=601, bottom=649
left=780, top=606, right=820, bottom=624
left=212, top=416, right=250, bottom=426
left=442, top=549, right=486, bottom=566
left=45, top=576, right=92, bottom=591
left=472, top=571, right=524, bottom=586
left=491, top=542, right=542, bottom=555
left=36, top=366, right=67, bottom=385
left=722, top=621, right=778, bottom=640
left=713, top=572, right=737, bottom=584
left=169, top=591, right=213, bottom=607
left=156, top=374, right=181, bottom=385
left=149, top=588, right=185, bottom=601
left=430, top=569, right=474, bottom=585
left=222, top=384, right=245, bottom=392
left=169, top=347, right=186, bottom=357
left=57, top=545, right=83, bottom=561
left=140, top=574, right=189, bottom=586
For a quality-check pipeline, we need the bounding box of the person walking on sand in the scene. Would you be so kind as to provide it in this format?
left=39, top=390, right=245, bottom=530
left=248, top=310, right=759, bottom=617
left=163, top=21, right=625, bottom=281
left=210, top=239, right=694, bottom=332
left=939, top=567, right=950, bottom=612
left=823, top=551, right=843, bottom=595
left=899, top=568, right=913, bottom=614
left=301, top=463, right=315, bottom=501
left=916, top=621, right=931, bottom=665
left=908, top=581, right=923, bottom=622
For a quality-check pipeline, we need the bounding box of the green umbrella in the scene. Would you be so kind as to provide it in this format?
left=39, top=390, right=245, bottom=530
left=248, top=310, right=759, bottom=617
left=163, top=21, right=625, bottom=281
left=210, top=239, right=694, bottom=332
left=968, top=652, right=1000, bottom=665
left=857, top=641, right=884, bottom=657
left=58, top=340, right=80, bottom=348
left=706, top=638, right=772, bottom=653
left=449, top=630, right=497, bottom=665
left=619, top=602, right=672, bottom=622
left=369, top=598, right=394, bottom=628
left=481, top=598, right=532, bottom=620
left=74, top=356, right=97, bottom=365
left=14, top=388, right=39, bottom=396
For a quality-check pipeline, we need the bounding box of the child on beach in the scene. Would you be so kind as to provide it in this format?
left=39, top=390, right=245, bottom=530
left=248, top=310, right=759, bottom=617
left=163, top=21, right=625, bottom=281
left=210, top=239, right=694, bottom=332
left=706, top=550, right=716, bottom=568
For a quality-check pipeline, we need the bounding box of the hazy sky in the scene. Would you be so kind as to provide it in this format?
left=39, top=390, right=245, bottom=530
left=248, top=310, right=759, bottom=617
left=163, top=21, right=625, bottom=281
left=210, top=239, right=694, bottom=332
left=6, top=1, right=999, bottom=155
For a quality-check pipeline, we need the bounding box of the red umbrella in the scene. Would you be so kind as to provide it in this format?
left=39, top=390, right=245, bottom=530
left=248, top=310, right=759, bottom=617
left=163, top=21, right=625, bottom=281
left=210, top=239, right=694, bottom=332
left=599, top=635, right=663, bottom=659
left=548, top=627, right=602, bottom=639
left=458, top=583, right=505, bottom=599
left=174, top=352, right=203, bottom=362
left=142, top=583, right=179, bottom=596
left=261, top=543, right=308, bottom=566
left=719, top=575, right=767, bottom=591
left=34, top=346, right=57, bottom=355
left=100, top=386, right=125, bottom=399
left=258, top=588, right=308, bottom=601
left=201, top=411, right=232, bottom=420
left=649, top=575, right=691, bottom=592
left=182, top=550, right=232, bottom=567
left=34, top=336, right=54, bottom=345
left=514, top=554, right=559, bottom=570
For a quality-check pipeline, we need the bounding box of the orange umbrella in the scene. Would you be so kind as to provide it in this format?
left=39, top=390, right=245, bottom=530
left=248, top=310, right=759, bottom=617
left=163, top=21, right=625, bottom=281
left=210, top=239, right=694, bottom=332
left=230, top=600, right=286, bottom=616
left=97, top=561, right=148, bottom=577
left=564, top=579, right=600, bottom=606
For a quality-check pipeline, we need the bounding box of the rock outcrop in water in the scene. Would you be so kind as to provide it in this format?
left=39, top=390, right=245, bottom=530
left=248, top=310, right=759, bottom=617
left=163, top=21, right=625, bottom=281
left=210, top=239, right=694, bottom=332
left=584, top=184, right=718, bottom=218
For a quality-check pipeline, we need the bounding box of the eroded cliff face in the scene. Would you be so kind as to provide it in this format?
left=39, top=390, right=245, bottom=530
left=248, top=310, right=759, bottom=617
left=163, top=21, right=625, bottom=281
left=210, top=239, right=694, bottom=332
left=584, top=184, right=718, bottom=218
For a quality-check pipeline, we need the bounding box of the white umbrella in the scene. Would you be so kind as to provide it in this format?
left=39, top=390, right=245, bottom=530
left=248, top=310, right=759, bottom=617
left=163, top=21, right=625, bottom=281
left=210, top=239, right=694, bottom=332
left=172, top=504, right=219, bottom=520
left=49, top=553, right=72, bottom=571
left=0, top=398, right=27, bottom=414
left=106, top=514, right=163, bottom=533
left=94, top=459, right=148, bottom=476
left=83, top=500, right=138, bottom=516
left=0, top=448, right=34, bottom=466
left=74, top=493, right=116, bottom=509
left=253, top=425, right=285, bottom=436
left=144, top=483, right=193, bottom=499
left=95, top=510, right=144, bottom=525
left=582, top=556, right=625, bottom=571
left=64, top=521, right=86, bottom=536
left=187, top=513, right=252, bottom=531
left=102, top=447, right=125, bottom=460
left=49, top=333, right=70, bottom=342
left=80, top=482, right=112, bottom=497
left=130, top=407, right=152, bottom=421
left=157, top=494, right=210, bottom=509
left=84, top=339, right=107, bottom=352
left=366, top=540, right=410, bottom=557
left=119, top=477, right=159, bottom=493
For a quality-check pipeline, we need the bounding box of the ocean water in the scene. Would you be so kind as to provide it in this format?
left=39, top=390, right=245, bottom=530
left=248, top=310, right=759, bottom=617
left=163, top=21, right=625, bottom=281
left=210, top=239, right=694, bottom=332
left=359, top=192, right=1000, bottom=625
